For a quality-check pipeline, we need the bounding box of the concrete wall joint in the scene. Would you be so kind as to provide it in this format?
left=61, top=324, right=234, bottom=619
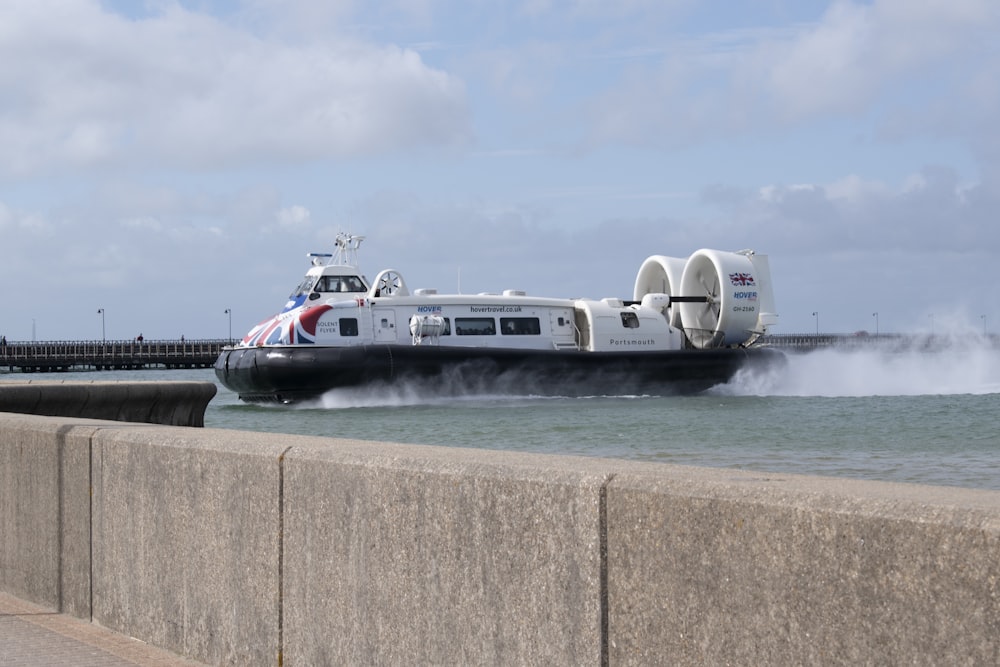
left=56, top=428, right=65, bottom=610
left=599, top=473, right=615, bottom=667
left=86, top=429, right=94, bottom=622
left=277, top=445, right=292, bottom=667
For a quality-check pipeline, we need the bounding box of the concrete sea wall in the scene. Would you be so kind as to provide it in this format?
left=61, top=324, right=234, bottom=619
left=2, top=410, right=998, bottom=665
left=0, top=380, right=216, bottom=426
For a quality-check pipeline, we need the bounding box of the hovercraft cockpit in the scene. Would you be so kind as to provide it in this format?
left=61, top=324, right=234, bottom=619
left=282, top=234, right=371, bottom=313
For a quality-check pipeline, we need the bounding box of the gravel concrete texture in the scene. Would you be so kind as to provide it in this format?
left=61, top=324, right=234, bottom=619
left=0, top=415, right=98, bottom=618
left=5, top=409, right=1000, bottom=666
left=0, top=592, right=208, bottom=666
left=605, top=466, right=1000, bottom=666
left=282, top=440, right=612, bottom=666
left=89, top=426, right=288, bottom=666
left=0, top=381, right=217, bottom=426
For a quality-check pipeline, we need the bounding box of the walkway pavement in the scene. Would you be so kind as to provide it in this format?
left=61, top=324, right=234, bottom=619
left=0, top=592, right=206, bottom=666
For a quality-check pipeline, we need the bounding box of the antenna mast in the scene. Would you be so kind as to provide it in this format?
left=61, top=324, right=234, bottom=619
left=332, top=232, right=365, bottom=267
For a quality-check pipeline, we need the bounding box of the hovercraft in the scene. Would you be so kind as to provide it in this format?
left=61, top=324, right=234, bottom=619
left=215, top=233, right=781, bottom=403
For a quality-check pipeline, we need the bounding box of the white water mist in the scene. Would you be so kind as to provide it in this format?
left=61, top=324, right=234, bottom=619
left=721, top=333, right=1000, bottom=397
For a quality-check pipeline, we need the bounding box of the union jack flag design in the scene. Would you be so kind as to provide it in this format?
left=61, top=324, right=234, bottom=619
left=729, top=272, right=756, bottom=286
left=294, top=305, right=334, bottom=344
left=243, top=303, right=347, bottom=346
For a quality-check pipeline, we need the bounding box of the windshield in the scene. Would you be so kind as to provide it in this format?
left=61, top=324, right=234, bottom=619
left=290, top=275, right=317, bottom=298
left=315, top=275, right=367, bottom=293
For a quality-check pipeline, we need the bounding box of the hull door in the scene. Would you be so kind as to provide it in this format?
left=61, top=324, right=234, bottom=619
left=373, top=308, right=398, bottom=342
left=548, top=308, right=579, bottom=350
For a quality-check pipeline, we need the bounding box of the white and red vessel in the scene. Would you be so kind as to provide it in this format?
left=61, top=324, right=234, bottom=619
left=215, top=233, right=781, bottom=403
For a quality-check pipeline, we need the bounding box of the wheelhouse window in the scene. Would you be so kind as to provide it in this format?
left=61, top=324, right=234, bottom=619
left=339, top=318, right=359, bottom=336
left=455, top=318, right=496, bottom=336
left=315, top=275, right=366, bottom=293
left=290, top=276, right=317, bottom=298
left=500, top=317, right=541, bottom=335
left=620, top=312, right=640, bottom=329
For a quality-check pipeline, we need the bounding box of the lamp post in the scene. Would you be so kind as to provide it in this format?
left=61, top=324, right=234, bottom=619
left=812, top=311, right=819, bottom=335
left=97, top=308, right=105, bottom=342
left=872, top=312, right=879, bottom=337
left=224, top=308, right=232, bottom=344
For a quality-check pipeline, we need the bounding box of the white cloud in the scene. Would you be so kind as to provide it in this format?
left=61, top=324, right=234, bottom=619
left=0, top=201, right=50, bottom=235
left=705, top=166, right=998, bottom=257
left=759, top=184, right=818, bottom=202
left=277, top=205, right=311, bottom=228
left=584, top=0, right=1000, bottom=151
left=236, top=0, right=357, bottom=34
left=765, top=2, right=877, bottom=117
left=0, top=0, right=471, bottom=175
left=766, top=0, right=998, bottom=119
left=120, top=216, right=163, bottom=231
left=824, top=175, right=891, bottom=202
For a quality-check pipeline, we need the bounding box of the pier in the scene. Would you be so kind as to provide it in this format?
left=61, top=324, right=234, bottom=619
left=760, top=332, right=1000, bottom=350
left=0, top=339, right=229, bottom=373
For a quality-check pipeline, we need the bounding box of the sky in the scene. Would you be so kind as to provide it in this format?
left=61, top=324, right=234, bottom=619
left=1, top=0, right=998, bottom=341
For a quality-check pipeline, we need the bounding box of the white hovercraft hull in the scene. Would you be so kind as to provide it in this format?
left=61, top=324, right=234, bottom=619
left=214, top=234, right=782, bottom=403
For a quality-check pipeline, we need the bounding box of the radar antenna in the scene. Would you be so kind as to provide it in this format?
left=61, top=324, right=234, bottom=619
left=331, top=232, right=365, bottom=267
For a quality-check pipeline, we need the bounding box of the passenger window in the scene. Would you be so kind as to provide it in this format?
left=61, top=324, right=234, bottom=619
left=455, top=318, right=496, bottom=336
left=500, top=317, right=541, bottom=335
left=339, top=318, right=359, bottom=336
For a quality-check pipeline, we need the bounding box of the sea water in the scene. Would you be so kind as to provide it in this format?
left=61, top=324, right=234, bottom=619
left=5, top=338, right=998, bottom=490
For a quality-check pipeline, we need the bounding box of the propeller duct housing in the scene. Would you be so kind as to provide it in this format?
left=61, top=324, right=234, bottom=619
left=679, top=249, right=762, bottom=348
left=633, top=255, right=687, bottom=328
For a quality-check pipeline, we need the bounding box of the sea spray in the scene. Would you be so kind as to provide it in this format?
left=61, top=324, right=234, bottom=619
left=717, top=334, right=1000, bottom=397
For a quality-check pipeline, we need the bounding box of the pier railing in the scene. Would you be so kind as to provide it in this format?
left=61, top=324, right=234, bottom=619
left=0, top=339, right=230, bottom=372
left=759, top=332, right=999, bottom=350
